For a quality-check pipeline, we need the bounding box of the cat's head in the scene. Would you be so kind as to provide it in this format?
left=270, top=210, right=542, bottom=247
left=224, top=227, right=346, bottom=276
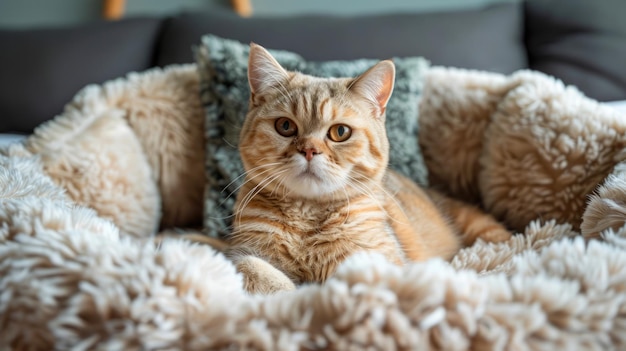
left=239, top=43, right=395, bottom=200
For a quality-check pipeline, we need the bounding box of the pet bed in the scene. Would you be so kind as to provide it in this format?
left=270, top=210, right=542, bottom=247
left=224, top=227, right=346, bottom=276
left=2, top=63, right=626, bottom=350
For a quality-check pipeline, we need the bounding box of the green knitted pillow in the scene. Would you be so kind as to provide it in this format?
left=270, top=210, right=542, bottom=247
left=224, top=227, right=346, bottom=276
left=196, top=34, right=430, bottom=238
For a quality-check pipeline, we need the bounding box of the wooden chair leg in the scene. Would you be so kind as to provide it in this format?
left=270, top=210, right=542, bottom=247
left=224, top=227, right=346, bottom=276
left=231, top=0, right=253, bottom=17
left=102, top=0, right=251, bottom=20
left=103, top=0, right=126, bottom=20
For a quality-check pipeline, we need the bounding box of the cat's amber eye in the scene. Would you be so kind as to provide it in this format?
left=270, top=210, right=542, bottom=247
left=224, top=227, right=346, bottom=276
left=328, top=124, right=352, bottom=142
left=275, top=117, right=298, bottom=137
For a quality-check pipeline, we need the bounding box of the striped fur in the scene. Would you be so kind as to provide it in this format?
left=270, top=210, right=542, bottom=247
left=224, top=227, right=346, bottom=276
left=227, top=44, right=510, bottom=286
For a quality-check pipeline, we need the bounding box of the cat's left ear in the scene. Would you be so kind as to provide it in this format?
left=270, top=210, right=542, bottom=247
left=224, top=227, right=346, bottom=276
left=349, top=60, right=395, bottom=117
left=248, top=43, right=290, bottom=97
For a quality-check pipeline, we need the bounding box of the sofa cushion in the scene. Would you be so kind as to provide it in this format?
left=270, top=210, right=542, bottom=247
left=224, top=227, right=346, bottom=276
left=480, top=71, right=626, bottom=232
left=525, top=0, right=626, bottom=101
left=197, top=35, right=430, bottom=237
left=24, top=64, right=206, bottom=232
left=157, top=3, right=526, bottom=74
left=26, top=109, right=161, bottom=240
left=0, top=17, right=162, bottom=134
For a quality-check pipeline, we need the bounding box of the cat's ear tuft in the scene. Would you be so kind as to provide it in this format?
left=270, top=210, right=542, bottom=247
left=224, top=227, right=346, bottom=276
left=349, top=60, right=395, bottom=116
left=248, top=43, right=289, bottom=96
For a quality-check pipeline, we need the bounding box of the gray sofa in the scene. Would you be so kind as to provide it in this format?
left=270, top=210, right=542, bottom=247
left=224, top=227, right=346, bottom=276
left=1, top=0, right=625, bottom=134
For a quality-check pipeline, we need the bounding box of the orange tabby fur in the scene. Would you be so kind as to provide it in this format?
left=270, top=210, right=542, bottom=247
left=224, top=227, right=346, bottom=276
left=170, top=44, right=510, bottom=293
left=212, top=43, right=511, bottom=290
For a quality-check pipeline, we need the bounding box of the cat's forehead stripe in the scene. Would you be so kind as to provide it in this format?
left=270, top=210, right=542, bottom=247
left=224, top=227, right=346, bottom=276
left=290, top=97, right=299, bottom=118
left=318, top=97, right=330, bottom=120
left=279, top=79, right=358, bottom=124
left=311, top=85, right=349, bottom=122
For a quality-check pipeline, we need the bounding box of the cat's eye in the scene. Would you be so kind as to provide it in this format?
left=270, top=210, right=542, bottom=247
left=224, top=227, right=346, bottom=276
left=275, top=117, right=298, bottom=137
left=328, top=124, right=352, bottom=142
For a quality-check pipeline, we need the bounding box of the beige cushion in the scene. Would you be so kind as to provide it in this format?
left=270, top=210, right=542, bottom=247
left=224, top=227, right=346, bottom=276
left=26, top=64, right=206, bottom=236
left=27, top=109, right=160, bottom=239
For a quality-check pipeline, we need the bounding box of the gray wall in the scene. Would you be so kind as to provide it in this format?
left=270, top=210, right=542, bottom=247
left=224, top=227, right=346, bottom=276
left=0, top=0, right=516, bottom=28
left=253, top=0, right=517, bottom=16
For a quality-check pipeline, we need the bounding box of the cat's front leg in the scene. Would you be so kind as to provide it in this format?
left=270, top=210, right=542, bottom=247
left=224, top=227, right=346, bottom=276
left=235, top=255, right=296, bottom=294
left=155, top=232, right=295, bottom=294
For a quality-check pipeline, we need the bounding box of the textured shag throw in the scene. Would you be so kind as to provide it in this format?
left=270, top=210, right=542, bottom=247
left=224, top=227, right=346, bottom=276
left=2, top=64, right=626, bottom=350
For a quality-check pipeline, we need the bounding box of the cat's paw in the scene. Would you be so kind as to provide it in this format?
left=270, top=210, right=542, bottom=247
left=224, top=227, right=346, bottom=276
left=236, top=256, right=296, bottom=294
left=478, top=225, right=512, bottom=243
left=460, top=221, right=512, bottom=246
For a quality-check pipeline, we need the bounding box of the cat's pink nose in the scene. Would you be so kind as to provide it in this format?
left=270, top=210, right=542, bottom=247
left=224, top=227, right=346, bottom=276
left=300, top=147, right=321, bottom=162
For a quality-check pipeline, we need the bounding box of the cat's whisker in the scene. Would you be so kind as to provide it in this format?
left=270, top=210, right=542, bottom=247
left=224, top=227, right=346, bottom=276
left=235, top=174, right=275, bottom=215
left=278, top=175, right=295, bottom=202
left=221, top=161, right=282, bottom=194
left=271, top=172, right=296, bottom=204
left=270, top=171, right=291, bottom=199
left=237, top=144, right=275, bottom=151
left=236, top=170, right=289, bottom=228
left=221, top=163, right=284, bottom=204
left=231, top=166, right=282, bottom=194
left=339, top=185, right=351, bottom=227
left=236, top=172, right=286, bottom=228
left=222, top=138, right=238, bottom=149
left=346, top=176, right=383, bottom=209
left=344, top=176, right=381, bottom=208
left=205, top=213, right=236, bottom=221
left=347, top=175, right=407, bottom=225
left=219, top=167, right=279, bottom=207
left=359, top=173, right=413, bottom=225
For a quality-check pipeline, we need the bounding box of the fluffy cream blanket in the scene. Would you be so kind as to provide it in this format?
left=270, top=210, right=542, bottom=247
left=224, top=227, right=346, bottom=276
left=2, top=64, right=626, bottom=350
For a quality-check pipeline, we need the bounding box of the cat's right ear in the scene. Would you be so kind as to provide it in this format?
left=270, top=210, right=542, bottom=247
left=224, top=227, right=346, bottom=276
left=349, top=60, right=395, bottom=118
left=248, top=43, right=289, bottom=98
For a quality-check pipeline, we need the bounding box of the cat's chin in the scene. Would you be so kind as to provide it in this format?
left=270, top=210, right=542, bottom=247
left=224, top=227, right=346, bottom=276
left=281, top=157, right=346, bottom=199
left=280, top=166, right=343, bottom=199
left=284, top=172, right=343, bottom=199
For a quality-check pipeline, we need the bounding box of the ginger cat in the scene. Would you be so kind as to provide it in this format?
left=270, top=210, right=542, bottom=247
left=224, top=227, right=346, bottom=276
left=186, top=44, right=510, bottom=294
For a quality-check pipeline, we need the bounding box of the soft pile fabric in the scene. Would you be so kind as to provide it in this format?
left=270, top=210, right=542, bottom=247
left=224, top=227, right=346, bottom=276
left=26, top=109, right=160, bottom=239
left=196, top=35, right=430, bottom=237
left=2, top=64, right=626, bottom=350
left=26, top=64, right=206, bottom=235
left=420, top=67, right=626, bottom=233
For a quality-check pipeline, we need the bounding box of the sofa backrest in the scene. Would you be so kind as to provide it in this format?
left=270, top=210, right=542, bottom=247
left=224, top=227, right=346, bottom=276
left=2, top=0, right=625, bottom=134
left=524, top=0, right=626, bottom=102
left=0, top=17, right=162, bottom=134
left=156, top=2, right=527, bottom=74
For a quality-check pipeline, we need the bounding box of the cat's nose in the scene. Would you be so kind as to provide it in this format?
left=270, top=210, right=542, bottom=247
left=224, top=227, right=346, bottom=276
left=299, top=147, right=321, bottom=162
